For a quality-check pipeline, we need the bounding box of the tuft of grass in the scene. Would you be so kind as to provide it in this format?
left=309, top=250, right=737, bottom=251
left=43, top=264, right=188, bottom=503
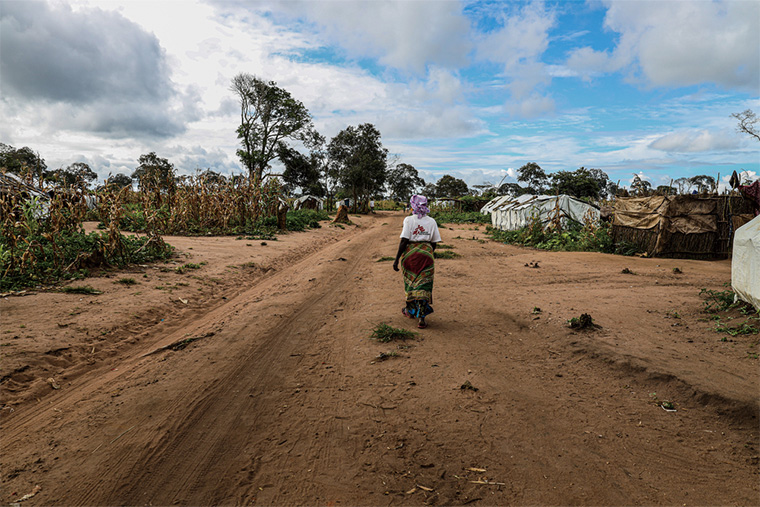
left=370, top=323, right=417, bottom=343
left=434, top=250, right=461, bottom=259
left=437, top=243, right=455, bottom=249
left=700, top=287, right=736, bottom=312
left=376, top=256, right=395, bottom=262
left=60, top=285, right=102, bottom=295
left=568, top=313, right=598, bottom=330
left=716, top=321, right=759, bottom=337
left=115, top=277, right=137, bottom=286
left=175, top=262, right=204, bottom=274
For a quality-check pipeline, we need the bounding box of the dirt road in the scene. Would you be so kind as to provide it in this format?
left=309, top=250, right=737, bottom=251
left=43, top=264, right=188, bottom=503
left=1, top=212, right=758, bottom=505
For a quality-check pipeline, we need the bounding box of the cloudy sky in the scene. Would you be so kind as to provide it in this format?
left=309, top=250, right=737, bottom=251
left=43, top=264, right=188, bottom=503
left=1, top=0, right=758, bottom=191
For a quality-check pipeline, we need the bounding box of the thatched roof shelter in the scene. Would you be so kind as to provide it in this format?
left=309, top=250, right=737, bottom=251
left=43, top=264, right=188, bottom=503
left=611, top=194, right=755, bottom=259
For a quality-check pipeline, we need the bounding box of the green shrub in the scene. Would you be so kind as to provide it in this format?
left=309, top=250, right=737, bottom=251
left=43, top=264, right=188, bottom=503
left=487, top=218, right=614, bottom=253
left=285, top=209, right=330, bottom=231
left=429, top=211, right=490, bottom=224
left=0, top=230, right=173, bottom=292
left=700, top=287, right=737, bottom=312
left=370, top=323, right=417, bottom=343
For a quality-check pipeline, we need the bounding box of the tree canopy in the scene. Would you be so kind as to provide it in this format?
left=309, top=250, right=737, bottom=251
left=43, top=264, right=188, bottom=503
left=195, top=169, right=227, bottom=185
left=498, top=182, right=528, bottom=196
left=420, top=182, right=438, bottom=199
left=132, top=152, right=175, bottom=192
left=434, top=174, right=469, bottom=197
left=327, top=123, right=387, bottom=210
left=630, top=174, right=652, bottom=196
left=45, top=162, right=97, bottom=187
left=517, top=162, right=548, bottom=194
left=105, top=173, right=133, bottom=189
left=387, top=163, right=424, bottom=202
left=689, top=175, right=716, bottom=193
left=0, top=143, right=47, bottom=181
left=230, top=74, right=315, bottom=180
left=279, top=143, right=325, bottom=197
left=549, top=167, right=602, bottom=199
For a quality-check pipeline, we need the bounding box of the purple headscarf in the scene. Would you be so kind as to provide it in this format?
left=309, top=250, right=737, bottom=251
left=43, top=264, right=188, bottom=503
left=410, top=195, right=429, bottom=218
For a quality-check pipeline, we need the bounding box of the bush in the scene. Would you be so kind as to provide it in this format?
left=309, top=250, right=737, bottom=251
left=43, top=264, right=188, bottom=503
left=429, top=211, right=490, bottom=224
left=1, top=184, right=173, bottom=292
left=0, top=229, right=173, bottom=292
left=285, top=209, right=330, bottom=231
left=487, top=217, right=614, bottom=253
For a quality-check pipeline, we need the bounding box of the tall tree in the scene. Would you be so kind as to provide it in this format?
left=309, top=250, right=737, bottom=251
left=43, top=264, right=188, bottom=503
left=105, top=173, right=133, bottom=189
left=230, top=74, right=314, bottom=180
left=732, top=109, right=760, bottom=142
left=655, top=185, right=677, bottom=195
left=673, top=177, right=691, bottom=194
left=435, top=175, right=469, bottom=197
left=472, top=182, right=497, bottom=198
left=549, top=167, right=602, bottom=199
left=196, top=169, right=227, bottom=185
left=630, top=174, right=652, bottom=196
left=278, top=144, right=325, bottom=197
left=498, top=182, right=527, bottom=196
left=689, top=175, right=716, bottom=193
left=0, top=143, right=47, bottom=182
left=132, top=152, right=175, bottom=192
left=517, top=162, right=547, bottom=194
left=387, top=162, right=424, bottom=202
left=328, top=123, right=387, bottom=211
left=585, top=168, right=614, bottom=199
left=45, top=162, right=97, bottom=187
left=420, top=182, right=438, bottom=199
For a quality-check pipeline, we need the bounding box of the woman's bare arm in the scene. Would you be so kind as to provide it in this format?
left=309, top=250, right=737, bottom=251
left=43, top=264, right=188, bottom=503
left=393, top=238, right=410, bottom=271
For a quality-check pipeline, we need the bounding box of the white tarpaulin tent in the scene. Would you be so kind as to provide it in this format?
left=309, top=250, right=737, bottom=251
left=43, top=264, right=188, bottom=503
left=484, top=194, right=600, bottom=231
left=293, top=195, right=324, bottom=210
left=731, top=215, right=760, bottom=311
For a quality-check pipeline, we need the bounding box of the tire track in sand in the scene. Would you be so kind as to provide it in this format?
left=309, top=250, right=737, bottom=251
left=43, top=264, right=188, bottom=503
left=4, top=215, right=394, bottom=506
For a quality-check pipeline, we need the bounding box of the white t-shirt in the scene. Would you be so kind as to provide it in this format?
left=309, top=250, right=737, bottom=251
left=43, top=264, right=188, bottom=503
left=400, top=215, right=442, bottom=243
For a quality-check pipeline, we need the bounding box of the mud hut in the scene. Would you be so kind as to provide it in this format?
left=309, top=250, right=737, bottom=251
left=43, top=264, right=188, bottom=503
left=611, top=195, right=755, bottom=259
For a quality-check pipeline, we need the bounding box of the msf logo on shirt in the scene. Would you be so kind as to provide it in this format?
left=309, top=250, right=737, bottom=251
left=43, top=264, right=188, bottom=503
left=413, top=225, right=430, bottom=237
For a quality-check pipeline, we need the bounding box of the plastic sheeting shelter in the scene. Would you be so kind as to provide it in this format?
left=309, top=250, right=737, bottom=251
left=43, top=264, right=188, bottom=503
left=484, top=194, right=600, bottom=231
left=0, top=172, right=50, bottom=218
left=293, top=195, right=324, bottom=210
left=732, top=215, right=760, bottom=311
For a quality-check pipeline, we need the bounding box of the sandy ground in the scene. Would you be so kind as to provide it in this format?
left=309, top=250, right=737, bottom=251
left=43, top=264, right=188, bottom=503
left=1, top=211, right=758, bottom=506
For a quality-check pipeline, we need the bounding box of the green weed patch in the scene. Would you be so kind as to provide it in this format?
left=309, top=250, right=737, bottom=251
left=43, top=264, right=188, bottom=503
left=370, top=323, right=417, bottom=343
left=434, top=250, right=461, bottom=259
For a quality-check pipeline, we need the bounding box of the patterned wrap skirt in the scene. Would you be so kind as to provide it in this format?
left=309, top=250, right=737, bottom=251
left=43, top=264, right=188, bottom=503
left=402, top=241, right=435, bottom=318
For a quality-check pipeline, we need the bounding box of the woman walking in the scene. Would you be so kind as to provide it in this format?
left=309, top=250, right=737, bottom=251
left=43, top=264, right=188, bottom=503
left=393, top=195, right=441, bottom=329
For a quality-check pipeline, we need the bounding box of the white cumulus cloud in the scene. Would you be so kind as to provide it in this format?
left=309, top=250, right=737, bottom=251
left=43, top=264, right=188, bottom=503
left=565, top=0, right=759, bottom=91
left=649, top=129, right=742, bottom=153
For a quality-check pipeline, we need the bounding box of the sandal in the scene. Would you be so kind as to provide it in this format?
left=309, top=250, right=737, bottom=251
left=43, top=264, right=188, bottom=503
left=402, top=308, right=413, bottom=319
left=418, top=321, right=427, bottom=329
